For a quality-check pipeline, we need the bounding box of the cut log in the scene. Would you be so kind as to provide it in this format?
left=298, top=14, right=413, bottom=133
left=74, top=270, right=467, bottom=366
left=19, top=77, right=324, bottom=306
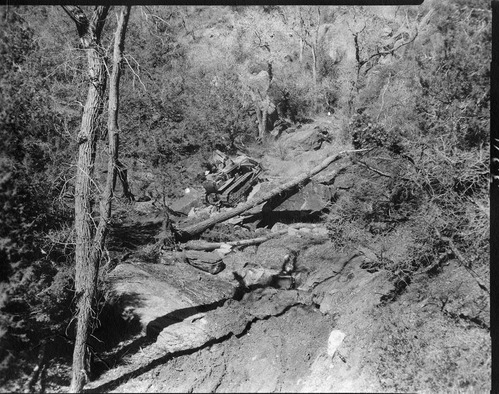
left=176, top=149, right=367, bottom=241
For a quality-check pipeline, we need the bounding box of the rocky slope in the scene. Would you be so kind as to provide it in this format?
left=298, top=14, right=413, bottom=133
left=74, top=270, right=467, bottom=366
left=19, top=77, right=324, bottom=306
left=78, top=117, right=490, bottom=393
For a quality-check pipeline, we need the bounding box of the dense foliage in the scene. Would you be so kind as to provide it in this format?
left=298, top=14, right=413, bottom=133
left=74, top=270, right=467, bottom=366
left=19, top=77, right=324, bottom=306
left=0, top=7, right=76, bottom=383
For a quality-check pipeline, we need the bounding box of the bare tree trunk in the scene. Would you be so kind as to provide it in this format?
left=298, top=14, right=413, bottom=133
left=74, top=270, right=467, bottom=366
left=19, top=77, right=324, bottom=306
left=63, top=6, right=110, bottom=393
left=26, top=342, right=47, bottom=393
left=95, top=6, right=132, bottom=254
left=255, top=105, right=264, bottom=139
left=115, top=158, right=134, bottom=201
left=311, top=45, right=318, bottom=113
left=68, top=7, right=132, bottom=392
left=84, top=7, right=131, bottom=391
left=261, top=99, right=269, bottom=140
left=299, top=37, right=303, bottom=63
left=177, top=149, right=367, bottom=240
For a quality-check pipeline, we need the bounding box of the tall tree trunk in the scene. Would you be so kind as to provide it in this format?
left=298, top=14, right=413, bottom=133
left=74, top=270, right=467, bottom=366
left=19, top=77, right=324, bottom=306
left=311, top=45, right=318, bottom=113
left=261, top=98, right=269, bottom=140
left=299, top=37, right=304, bottom=63
left=64, top=6, right=109, bottom=393
left=255, top=105, right=264, bottom=140
left=115, top=158, right=134, bottom=201
left=255, top=98, right=270, bottom=142
left=97, top=5, right=132, bottom=238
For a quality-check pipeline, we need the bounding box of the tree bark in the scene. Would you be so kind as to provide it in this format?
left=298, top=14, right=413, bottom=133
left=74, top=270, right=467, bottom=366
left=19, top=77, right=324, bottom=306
left=65, top=5, right=109, bottom=393
left=177, top=149, right=367, bottom=241
left=94, top=5, right=132, bottom=256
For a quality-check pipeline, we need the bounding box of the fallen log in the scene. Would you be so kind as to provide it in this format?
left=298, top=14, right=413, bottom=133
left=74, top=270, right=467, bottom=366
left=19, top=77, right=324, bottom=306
left=176, top=149, right=367, bottom=241
left=183, top=229, right=288, bottom=251
left=182, top=223, right=321, bottom=251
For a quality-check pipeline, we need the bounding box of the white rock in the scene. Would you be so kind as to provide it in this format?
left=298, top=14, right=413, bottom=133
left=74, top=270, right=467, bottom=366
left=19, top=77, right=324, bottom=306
left=312, top=226, right=329, bottom=236
left=271, top=223, right=289, bottom=233
left=327, top=330, right=346, bottom=358
left=215, top=243, right=233, bottom=256
left=187, top=207, right=197, bottom=218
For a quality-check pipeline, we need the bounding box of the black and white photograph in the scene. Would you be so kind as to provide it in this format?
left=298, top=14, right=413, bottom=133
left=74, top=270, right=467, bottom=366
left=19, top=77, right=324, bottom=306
left=0, top=1, right=492, bottom=392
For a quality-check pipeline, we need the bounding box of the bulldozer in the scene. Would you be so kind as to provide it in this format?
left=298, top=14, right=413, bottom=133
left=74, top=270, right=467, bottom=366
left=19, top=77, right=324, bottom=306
left=202, top=150, right=262, bottom=207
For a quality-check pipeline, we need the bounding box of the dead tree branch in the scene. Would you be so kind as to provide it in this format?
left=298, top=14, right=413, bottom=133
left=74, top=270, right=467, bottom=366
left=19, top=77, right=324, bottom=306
left=181, top=224, right=320, bottom=251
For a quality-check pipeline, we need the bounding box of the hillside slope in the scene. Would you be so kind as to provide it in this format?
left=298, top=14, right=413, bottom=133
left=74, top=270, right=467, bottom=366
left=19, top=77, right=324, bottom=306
left=79, top=118, right=490, bottom=393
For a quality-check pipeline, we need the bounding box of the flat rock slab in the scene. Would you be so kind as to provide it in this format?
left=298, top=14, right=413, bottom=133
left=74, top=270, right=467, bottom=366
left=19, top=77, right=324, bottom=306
left=246, top=180, right=333, bottom=216
left=169, top=188, right=204, bottom=215
left=107, top=261, right=239, bottom=335
left=272, top=181, right=333, bottom=214
left=182, top=250, right=225, bottom=274
left=149, top=288, right=313, bottom=359
left=87, top=288, right=314, bottom=390
left=281, top=125, right=329, bottom=152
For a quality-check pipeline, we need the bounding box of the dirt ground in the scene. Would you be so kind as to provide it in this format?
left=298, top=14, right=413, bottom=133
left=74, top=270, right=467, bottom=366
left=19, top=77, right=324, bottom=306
left=109, top=305, right=337, bottom=393
left=87, top=258, right=488, bottom=394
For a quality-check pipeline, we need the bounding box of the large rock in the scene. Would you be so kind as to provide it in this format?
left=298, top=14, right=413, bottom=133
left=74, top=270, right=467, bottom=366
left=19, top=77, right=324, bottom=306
left=183, top=250, right=226, bottom=275
left=272, top=180, right=333, bottom=214
left=281, top=125, right=330, bottom=152
left=107, top=260, right=238, bottom=336
left=150, top=288, right=313, bottom=358
left=244, top=180, right=333, bottom=218
left=170, top=187, right=204, bottom=215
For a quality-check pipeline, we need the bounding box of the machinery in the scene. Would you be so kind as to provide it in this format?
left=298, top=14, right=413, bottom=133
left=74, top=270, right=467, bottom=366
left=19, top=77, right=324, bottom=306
left=203, top=150, right=262, bottom=207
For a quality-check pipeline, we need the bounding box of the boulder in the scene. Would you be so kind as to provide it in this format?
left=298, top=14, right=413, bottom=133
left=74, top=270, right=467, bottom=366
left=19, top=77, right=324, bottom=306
left=281, top=125, right=330, bottom=152
left=244, top=180, right=333, bottom=218
left=106, top=260, right=238, bottom=335
left=270, top=119, right=292, bottom=139
left=272, top=180, right=333, bottom=214
left=182, top=250, right=226, bottom=275
left=170, top=187, right=204, bottom=215
left=327, top=330, right=346, bottom=358
left=255, top=241, right=293, bottom=272
left=148, top=288, right=313, bottom=360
